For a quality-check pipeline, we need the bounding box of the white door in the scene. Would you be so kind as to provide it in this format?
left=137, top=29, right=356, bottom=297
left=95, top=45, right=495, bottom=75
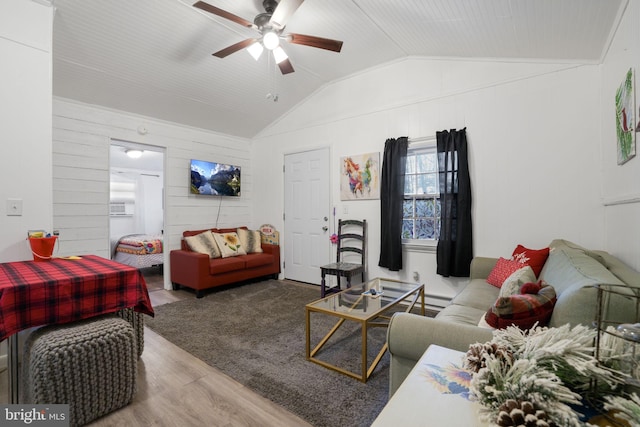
left=284, top=148, right=331, bottom=284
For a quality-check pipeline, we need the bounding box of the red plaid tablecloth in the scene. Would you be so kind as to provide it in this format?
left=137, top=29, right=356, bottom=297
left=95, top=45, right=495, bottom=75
left=0, top=255, right=154, bottom=341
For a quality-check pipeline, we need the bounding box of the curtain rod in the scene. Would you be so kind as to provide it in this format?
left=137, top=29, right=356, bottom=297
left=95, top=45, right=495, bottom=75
left=408, top=135, right=436, bottom=144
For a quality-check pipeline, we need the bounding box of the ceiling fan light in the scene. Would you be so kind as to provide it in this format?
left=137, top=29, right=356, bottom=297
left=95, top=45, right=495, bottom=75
left=272, top=46, right=288, bottom=64
left=125, top=149, right=143, bottom=159
left=262, top=31, right=280, bottom=50
left=247, top=42, right=264, bottom=60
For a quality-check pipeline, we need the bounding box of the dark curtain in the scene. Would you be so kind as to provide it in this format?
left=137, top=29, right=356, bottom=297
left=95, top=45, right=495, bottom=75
left=378, top=137, right=408, bottom=271
left=436, top=128, right=473, bottom=277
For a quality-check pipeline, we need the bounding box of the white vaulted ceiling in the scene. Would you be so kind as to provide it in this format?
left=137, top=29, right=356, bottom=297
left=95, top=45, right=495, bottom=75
left=51, top=0, right=626, bottom=138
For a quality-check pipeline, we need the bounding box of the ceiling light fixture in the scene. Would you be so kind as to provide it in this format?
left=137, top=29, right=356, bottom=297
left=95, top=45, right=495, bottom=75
left=272, top=46, right=288, bottom=64
left=262, top=31, right=279, bottom=50
left=125, top=149, right=143, bottom=159
left=247, top=42, right=264, bottom=61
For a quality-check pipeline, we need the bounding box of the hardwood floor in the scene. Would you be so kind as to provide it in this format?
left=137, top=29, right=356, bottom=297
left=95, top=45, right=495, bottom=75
left=1, top=268, right=312, bottom=427
left=88, top=328, right=311, bottom=426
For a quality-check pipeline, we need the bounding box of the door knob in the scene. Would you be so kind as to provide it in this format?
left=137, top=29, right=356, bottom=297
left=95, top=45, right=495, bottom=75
left=324, top=216, right=328, bottom=221
left=322, top=226, right=328, bottom=231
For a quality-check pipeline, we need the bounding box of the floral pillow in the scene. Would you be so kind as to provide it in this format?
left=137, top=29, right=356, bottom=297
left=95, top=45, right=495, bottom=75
left=213, top=232, right=247, bottom=258
left=184, top=230, right=221, bottom=258
left=236, top=228, right=263, bottom=254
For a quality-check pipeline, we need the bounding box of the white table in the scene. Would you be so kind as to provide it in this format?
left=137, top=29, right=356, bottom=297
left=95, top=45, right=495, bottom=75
left=371, top=345, right=489, bottom=426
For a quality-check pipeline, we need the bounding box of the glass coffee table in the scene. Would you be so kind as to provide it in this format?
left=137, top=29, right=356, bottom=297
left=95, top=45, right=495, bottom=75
left=305, top=277, right=424, bottom=382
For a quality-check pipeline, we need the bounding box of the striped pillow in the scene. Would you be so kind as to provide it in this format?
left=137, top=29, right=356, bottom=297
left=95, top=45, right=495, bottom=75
left=184, top=230, right=221, bottom=259
left=237, top=228, right=263, bottom=254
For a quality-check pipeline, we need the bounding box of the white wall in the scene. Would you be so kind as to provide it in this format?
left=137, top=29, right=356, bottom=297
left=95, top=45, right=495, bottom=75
left=0, top=0, right=53, bottom=262
left=109, top=167, right=164, bottom=239
left=52, top=99, right=253, bottom=288
left=601, top=0, right=640, bottom=270
left=140, top=173, right=164, bottom=234
left=252, top=58, right=604, bottom=303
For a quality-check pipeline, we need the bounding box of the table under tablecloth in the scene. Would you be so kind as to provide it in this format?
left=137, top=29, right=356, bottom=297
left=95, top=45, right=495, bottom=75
left=0, top=254, right=154, bottom=341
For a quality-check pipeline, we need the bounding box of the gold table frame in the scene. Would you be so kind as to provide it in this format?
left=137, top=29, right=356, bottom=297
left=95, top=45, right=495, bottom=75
left=305, top=278, right=425, bottom=382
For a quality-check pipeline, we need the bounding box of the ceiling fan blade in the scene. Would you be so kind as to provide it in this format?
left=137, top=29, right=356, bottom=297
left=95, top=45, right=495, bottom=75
left=278, top=58, right=295, bottom=75
left=269, top=0, right=304, bottom=28
left=213, top=38, right=258, bottom=58
left=286, top=33, right=343, bottom=52
left=193, top=1, right=254, bottom=28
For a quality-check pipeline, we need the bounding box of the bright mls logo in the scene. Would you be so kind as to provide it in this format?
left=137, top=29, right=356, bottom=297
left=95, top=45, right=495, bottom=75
left=1, top=405, right=69, bottom=426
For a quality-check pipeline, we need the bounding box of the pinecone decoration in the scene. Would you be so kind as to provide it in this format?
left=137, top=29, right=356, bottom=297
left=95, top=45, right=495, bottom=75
left=496, top=399, right=558, bottom=427
left=464, top=342, right=513, bottom=373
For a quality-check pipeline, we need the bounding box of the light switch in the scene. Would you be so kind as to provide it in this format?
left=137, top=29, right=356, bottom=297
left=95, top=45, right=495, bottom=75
left=7, top=199, right=22, bottom=216
left=342, top=205, right=349, bottom=214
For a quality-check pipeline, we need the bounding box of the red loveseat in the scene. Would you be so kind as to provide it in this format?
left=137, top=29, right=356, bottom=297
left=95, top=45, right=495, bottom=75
left=170, top=227, right=280, bottom=298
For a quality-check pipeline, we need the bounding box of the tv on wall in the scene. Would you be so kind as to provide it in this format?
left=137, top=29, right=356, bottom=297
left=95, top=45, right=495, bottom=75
left=190, top=159, right=241, bottom=197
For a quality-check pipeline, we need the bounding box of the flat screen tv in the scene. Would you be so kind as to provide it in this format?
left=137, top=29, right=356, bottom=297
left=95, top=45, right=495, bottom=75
left=190, top=159, right=241, bottom=197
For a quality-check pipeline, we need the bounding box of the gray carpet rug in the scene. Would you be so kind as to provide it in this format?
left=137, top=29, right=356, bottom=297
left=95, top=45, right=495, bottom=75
left=145, top=280, right=401, bottom=427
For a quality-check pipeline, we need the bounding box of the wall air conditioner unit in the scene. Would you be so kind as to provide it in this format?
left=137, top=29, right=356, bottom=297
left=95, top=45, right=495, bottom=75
left=109, top=201, right=135, bottom=216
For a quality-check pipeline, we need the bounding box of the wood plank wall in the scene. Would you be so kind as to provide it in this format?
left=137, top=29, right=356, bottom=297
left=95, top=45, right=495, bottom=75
left=52, top=99, right=252, bottom=285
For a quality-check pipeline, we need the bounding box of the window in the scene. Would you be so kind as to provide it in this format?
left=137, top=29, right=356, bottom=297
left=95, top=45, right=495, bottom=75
left=403, top=145, right=440, bottom=243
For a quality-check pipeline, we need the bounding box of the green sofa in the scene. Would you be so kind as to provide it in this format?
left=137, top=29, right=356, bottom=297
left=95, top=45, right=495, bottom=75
left=387, top=239, right=640, bottom=397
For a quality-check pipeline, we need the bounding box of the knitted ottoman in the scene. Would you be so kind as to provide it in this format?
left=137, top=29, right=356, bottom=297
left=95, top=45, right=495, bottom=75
left=116, top=308, right=144, bottom=358
left=23, top=316, right=138, bottom=427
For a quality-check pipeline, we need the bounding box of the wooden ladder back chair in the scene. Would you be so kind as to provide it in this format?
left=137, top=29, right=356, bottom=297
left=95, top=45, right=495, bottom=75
left=320, top=219, right=366, bottom=297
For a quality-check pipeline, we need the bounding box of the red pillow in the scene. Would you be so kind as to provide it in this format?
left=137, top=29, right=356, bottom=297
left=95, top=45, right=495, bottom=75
left=512, top=245, right=550, bottom=277
left=487, top=258, right=525, bottom=288
left=520, top=281, right=542, bottom=295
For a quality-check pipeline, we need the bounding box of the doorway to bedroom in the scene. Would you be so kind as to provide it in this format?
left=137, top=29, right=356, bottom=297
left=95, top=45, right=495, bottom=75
left=109, top=140, right=165, bottom=291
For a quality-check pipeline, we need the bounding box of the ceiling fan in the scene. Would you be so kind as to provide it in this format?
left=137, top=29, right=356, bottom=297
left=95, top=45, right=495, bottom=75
left=193, top=0, right=343, bottom=75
